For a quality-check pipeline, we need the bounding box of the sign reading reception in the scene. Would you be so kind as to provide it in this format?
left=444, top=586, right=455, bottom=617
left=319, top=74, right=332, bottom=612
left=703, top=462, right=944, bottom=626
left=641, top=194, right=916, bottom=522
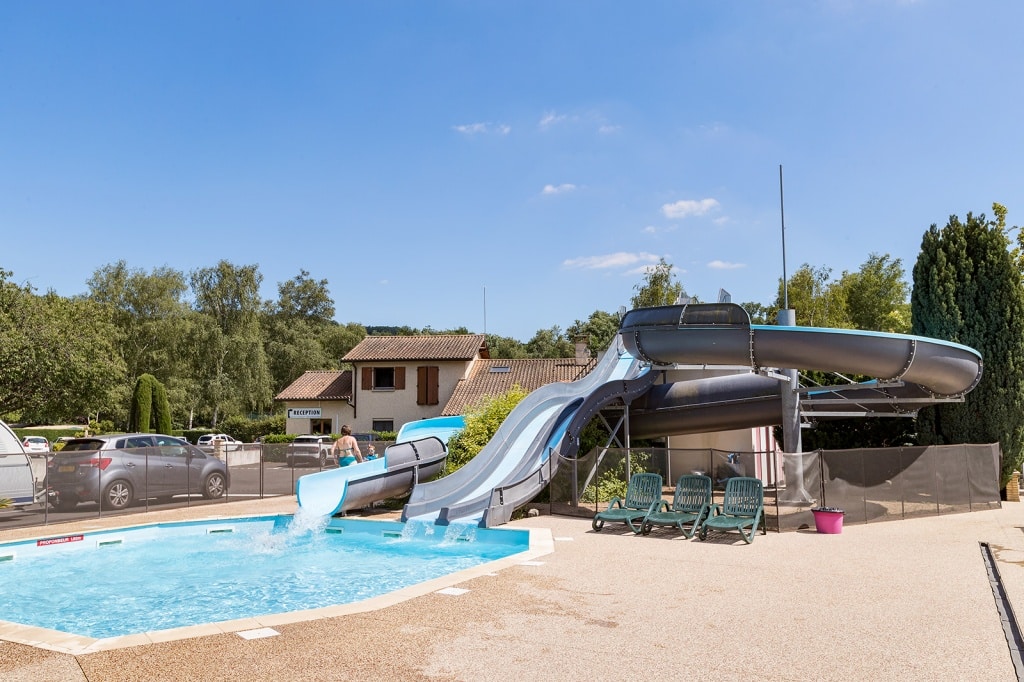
left=287, top=408, right=322, bottom=418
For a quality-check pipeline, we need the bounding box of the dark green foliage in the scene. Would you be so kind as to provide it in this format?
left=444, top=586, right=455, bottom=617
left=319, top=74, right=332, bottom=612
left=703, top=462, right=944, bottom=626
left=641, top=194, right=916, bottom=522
left=130, top=374, right=154, bottom=432
left=129, top=373, right=171, bottom=433
left=153, top=381, right=172, bottom=434
left=911, top=209, right=1024, bottom=485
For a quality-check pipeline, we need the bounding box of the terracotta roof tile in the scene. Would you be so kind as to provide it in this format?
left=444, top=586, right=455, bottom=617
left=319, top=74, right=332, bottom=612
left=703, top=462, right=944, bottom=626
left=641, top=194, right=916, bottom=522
left=441, top=358, right=597, bottom=416
left=342, top=335, right=487, bottom=362
left=274, top=370, right=353, bottom=401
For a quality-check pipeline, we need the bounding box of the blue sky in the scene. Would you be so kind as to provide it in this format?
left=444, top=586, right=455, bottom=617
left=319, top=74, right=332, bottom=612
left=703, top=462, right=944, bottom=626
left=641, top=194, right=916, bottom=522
left=2, top=1, right=1022, bottom=341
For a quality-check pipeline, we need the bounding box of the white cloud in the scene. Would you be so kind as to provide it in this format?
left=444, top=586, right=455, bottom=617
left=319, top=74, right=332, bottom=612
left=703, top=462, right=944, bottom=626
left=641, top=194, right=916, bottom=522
left=598, top=123, right=621, bottom=134
left=563, top=252, right=662, bottom=270
left=542, top=183, right=577, bottom=196
left=662, top=198, right=720, bottom=219
left=453, top=122, right=511, bottom=136
left=539, top=111, right=569, bottom=130
left=707, top=260, right=745, bottom=270
left=642, top=224, right=677, bottom=235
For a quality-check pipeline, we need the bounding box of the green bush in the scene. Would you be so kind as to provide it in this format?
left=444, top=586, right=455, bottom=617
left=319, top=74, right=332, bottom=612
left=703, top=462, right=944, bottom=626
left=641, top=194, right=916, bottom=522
left=445, top=385, right=530, bottom=475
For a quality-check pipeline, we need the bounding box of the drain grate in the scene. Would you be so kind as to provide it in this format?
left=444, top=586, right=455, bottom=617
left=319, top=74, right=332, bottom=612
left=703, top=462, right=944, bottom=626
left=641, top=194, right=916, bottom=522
left=981, top=542, right=1024, bottom=680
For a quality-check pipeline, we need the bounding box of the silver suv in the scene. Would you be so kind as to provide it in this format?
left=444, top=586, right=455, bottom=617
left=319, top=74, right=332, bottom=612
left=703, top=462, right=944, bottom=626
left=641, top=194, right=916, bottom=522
left=286, top=435, right=333, bottom=467
left=46, top=433, right=229, bottom=511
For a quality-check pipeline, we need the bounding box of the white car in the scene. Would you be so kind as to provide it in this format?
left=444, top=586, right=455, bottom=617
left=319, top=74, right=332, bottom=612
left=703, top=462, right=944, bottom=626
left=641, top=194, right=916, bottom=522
left=21, top=436, right=50, bottom=453
left=196, top=434, right=242, bottom=451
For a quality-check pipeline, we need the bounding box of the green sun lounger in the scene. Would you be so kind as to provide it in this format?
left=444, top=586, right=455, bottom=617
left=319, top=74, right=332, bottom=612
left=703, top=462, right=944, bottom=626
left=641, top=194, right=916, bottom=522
left=640, top=474, right=712, bottom=538
left=592, top=472, right=663, bottom=533
left=698, top=476, right=765, bottom=544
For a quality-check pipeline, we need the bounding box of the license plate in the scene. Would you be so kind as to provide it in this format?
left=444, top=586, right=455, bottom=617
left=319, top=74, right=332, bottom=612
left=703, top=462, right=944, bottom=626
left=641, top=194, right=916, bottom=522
left=58, top=465, right=75, bottom=473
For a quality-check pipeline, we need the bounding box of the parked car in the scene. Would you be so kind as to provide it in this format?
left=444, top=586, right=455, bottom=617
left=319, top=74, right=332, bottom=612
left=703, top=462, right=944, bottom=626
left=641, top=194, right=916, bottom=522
left=196, top=433, right=242, bottom=451
left=46, top=433, right=230, bottom=511
left=286, top=435, right=333, bottom=467
left=21, top=436, right=50, bottom=453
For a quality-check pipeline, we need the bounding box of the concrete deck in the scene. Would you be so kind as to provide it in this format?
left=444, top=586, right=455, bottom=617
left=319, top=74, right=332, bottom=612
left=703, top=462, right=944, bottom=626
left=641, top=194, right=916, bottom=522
left=2, top=497, right=1023, bottom=681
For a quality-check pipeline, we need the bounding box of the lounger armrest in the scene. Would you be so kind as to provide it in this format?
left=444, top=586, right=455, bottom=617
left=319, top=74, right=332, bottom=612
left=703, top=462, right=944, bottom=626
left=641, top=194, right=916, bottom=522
left=602, top=496, right=625, bottom=512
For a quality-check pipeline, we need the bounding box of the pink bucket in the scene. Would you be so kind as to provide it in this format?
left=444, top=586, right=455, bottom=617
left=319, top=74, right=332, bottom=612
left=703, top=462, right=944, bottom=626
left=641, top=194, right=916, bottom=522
left=812, top=509, right=844, bottom=534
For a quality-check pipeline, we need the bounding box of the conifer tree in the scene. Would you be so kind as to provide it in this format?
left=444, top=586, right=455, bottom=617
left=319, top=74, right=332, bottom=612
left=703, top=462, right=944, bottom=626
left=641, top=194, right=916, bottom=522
left=911, top=208, right=1024, bottom=485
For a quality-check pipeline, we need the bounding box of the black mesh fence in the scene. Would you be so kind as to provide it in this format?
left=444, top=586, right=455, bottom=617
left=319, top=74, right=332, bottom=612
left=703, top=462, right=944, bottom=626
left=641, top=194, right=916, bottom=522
left=774, top=443, right=1000, bottom=531
left=545, top=443, right=1001, bottom=532
left=0, top=441, right=395, bottom=532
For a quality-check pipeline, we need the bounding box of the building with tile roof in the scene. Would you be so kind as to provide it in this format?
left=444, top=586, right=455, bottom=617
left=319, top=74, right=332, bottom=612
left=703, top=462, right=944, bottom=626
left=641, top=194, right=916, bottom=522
left=275, top=334, right=595, bottom=437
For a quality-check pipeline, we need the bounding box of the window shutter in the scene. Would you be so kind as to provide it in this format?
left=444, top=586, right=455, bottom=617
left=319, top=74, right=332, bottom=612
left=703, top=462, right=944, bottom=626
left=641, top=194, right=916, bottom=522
left=361, top=367, right=372, bottom=389
left=395, top=366, right=406, bottom=390
left=417, top=366, right=428, bottom=405
left=427, top=366, right=439, bottom=405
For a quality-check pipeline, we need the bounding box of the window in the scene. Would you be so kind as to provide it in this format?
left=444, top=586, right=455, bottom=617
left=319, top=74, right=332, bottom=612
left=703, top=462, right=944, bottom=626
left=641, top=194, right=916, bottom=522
left=417, top=365, right=439, bottom=405
left=372, top=419, right=394, bottom=433
left=374, top=367, right=395, bottom=389
left=362, top=366, right=406, bottom=391
left=311, top=419, right=332, bottom=435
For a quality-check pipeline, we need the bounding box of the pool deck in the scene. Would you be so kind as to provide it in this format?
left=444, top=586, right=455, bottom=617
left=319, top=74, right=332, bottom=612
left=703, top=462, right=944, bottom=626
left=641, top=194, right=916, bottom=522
left=2, top=497, right=1024, bottom=681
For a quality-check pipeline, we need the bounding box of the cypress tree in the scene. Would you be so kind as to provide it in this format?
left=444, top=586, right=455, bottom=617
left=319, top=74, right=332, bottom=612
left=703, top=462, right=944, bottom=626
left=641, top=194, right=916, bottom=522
left=911, top=210, right=1024, bottom=485
left=130, top=374, right=154, bottom=433
left=153, top=380, right=172, bottom=434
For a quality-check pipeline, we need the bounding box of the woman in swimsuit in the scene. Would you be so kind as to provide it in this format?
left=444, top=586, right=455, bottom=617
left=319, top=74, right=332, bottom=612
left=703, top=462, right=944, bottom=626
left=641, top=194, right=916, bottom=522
left=332, top=424, right=363, bottom=466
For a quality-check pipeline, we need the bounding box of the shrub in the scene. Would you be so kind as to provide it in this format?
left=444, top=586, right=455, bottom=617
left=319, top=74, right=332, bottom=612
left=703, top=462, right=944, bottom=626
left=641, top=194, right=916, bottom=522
left=445, top=385, right=530, bottom=474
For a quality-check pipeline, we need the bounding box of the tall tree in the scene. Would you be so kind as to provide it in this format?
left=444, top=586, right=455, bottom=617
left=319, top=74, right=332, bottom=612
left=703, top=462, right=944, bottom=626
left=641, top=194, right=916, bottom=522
left=0, top=272, right=126, bottom=423
left=911, top=207, right=1024, bottom=485
left=839, top=253, right=911, bottom=333
left=630, top=257, right=685, bottom=309
left=778, top=264, right=847, bottom=327
left=86, top=261, right=191, bottom=381
left=189, top=261, right=272, bottom=425
left=567, top=310, right=620, bottom=355
left=525, top=326, right=574, bottom=358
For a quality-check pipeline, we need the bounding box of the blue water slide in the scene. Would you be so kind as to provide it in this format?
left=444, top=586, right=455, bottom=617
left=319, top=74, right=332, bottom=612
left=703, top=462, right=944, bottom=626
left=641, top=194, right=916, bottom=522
left=295, top=437, right=447, bottom=517
left=396, top=415, right=465, bottom=445
left=401, top=338, right=658, bottom=527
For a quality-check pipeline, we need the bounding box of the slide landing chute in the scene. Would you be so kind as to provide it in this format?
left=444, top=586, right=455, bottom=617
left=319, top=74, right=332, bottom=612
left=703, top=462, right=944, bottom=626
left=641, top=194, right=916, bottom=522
left=295, top=437, right=447, bottom=517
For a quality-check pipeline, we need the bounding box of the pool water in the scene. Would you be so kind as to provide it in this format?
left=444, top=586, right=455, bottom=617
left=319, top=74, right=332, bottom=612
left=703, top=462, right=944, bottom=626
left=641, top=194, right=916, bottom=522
left=0, top=513, right=528, bottom=639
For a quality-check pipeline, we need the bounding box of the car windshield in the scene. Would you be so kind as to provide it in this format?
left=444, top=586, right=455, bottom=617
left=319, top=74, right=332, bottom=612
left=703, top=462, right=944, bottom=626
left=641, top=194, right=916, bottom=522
left=294, top=437, right=320, bottom=443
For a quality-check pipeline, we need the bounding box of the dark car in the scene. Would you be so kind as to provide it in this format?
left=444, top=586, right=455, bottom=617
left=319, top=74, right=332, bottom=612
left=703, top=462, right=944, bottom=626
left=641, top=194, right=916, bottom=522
left=46, top=433, right=229, bottom=511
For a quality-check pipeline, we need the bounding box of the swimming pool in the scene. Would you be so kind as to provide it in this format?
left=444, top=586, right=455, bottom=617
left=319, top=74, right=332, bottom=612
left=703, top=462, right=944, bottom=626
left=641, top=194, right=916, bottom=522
left=0, top=512, right=542, bottom=652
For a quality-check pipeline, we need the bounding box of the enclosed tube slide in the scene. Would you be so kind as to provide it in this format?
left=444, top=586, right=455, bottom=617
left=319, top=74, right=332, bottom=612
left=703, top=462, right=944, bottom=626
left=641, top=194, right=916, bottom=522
left=402, top=303, right=982, bottom=528
left=295, top=437, right=447, bottom=517
left=621, top=304, right=983, bottom=438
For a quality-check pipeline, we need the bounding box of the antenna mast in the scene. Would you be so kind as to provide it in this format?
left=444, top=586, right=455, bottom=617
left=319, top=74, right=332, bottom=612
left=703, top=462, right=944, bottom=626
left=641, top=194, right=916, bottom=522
left=779, top=164, right=789, bottom=310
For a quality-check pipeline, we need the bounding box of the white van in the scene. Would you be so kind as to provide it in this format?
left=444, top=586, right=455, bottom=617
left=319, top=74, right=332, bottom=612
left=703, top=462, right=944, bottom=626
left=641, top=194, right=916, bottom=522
left=0, top=420, right=38, bottom=508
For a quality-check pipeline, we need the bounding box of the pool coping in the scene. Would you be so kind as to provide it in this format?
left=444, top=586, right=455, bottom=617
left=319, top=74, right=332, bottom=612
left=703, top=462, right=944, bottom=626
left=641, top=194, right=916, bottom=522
left=0, top=513, right=555, bottom=656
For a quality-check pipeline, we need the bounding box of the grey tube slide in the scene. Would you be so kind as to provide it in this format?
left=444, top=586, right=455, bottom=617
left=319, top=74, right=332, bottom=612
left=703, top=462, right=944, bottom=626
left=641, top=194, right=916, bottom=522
left=296, top=437, right=447, bottom=517
left=402, top=303, right=982, bottom=528
left=621, top=303, right=983, bottom=438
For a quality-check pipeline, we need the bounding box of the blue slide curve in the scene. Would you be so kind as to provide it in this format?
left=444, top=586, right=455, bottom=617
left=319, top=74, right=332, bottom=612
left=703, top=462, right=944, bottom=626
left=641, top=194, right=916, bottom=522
left=402, top=303, right=983, bottom=528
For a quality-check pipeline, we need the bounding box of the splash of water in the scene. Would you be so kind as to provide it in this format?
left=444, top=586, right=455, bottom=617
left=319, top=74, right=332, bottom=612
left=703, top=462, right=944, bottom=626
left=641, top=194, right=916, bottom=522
left=442, top=522, right=477, bottom=544
left=289, top=506, right=330, bottom=536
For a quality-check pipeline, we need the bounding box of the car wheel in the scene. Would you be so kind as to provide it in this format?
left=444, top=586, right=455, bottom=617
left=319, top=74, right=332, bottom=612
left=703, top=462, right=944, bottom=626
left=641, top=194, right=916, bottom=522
left=319, top=452, right=327, bottom=468
left=102, top=480, right=133, bottom=510
left=203, top=472, right=226, bottom=499
left=53, top=497, right=78, bottom=512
